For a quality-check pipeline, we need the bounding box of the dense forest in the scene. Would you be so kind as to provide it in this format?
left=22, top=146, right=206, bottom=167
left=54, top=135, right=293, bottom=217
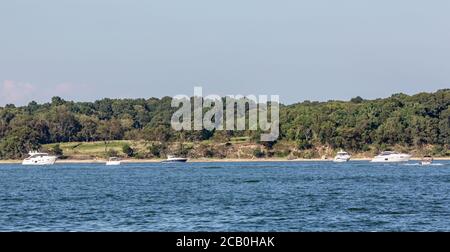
left=0, top=89, right=449, bottom=159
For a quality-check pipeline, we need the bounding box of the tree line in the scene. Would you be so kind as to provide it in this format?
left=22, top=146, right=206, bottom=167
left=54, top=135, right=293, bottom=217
left=0, top=89, right=449, bottom=159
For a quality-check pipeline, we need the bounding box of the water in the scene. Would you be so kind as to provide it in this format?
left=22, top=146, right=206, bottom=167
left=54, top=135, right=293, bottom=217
left=1, top=161, right=450, bottom=231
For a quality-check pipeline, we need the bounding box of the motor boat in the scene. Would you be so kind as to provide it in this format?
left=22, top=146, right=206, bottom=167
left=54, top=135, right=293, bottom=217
left=371, top=151, right=411, bottom=163
left=161, top=155, right=188, bottom=163
left=333, top=150, right=351, bottom=162
left=106, top=157, right=121, bottom=165
left=22, top=151, right=57, bottom=165
left=420, top=156, right=433, bottom=166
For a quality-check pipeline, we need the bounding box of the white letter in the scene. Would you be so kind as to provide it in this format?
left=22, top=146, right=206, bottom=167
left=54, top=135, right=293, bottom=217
left=203, top=95, right=223, bottom=131
left=260, top=95, right=279, bottom=142
left=193, top=86, right=203, bottom=130
left=171, top=95, right=191, bottom=131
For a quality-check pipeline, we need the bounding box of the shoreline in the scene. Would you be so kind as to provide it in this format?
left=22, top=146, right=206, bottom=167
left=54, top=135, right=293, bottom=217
left=1, top=157, right=449, bottom=164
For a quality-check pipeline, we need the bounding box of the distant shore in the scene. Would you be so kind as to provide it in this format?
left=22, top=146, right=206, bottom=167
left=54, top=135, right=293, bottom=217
left=1, top=157, right=449, bottom=164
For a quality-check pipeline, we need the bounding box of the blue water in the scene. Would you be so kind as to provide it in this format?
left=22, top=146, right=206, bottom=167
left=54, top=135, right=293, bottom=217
left=1, top=161, right=450, bottom=231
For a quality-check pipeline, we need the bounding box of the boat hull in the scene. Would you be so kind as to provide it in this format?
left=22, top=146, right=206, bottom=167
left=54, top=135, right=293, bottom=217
left=106, top=161, right=121, bottom=166
left=22, top=157, right=57, bottom=165
left=333, top=154, right=351, bottom=162
left=333, top=158, right=350, bottom=163
left=161, top=159, right=188, bottom=163
left=371, top=155, right=411, bottom=163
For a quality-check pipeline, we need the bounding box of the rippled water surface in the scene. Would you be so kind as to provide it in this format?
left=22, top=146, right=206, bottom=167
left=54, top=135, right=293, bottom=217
left=1, top=161, right=449, bottom=231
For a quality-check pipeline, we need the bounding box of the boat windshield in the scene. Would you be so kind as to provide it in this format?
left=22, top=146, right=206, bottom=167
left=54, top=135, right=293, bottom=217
left=380, top=151, right=396, bottom=155
left=26, top=153, right=48, bottom=159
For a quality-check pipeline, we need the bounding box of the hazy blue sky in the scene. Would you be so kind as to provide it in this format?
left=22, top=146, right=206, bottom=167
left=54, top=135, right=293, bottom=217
left=1, top=0, right=449, bottom=105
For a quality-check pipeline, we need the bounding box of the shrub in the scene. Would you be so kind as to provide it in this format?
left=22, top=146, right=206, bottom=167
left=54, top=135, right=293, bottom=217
left=253, top=148, right=265, bottom=158
left=148, top=143, right=166, bottom=158
left=204, top=149, right=215, bottom=158
left=274, top=150, right=290, bottom=158
left=52, top=144, right=64, bottom=156
left=106, top=149, right=119, bottom=158
left=297, top=139, right=313, bottom=150
left=122, top=144, right=134, bottom=157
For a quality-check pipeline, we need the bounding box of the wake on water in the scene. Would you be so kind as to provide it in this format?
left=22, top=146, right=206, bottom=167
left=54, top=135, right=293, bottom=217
left=403, top=163, right=445, bottom=166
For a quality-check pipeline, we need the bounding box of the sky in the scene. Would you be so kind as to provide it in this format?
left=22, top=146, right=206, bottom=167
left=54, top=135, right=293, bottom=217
left=1, top=0, right=449, bottom=106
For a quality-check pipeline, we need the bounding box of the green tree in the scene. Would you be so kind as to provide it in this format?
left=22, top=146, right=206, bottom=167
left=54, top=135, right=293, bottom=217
left=0, top=127, right=41, bottom=159
left=122, top=144, right=134, bottom=157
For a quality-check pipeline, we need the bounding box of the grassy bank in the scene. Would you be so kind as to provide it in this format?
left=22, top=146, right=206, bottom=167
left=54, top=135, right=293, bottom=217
left=40, top=140, right=450, bottom=161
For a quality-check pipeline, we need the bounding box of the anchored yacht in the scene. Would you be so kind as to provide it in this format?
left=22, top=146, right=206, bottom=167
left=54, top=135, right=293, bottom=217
left=106, top=157, right=121, bottom=166
left=371, top=151, right=411, bottom=163
left=22, top=151, right=57, bottom=165
left=333, top=150, right=351, bottom=162
left=162, top=155, right=188, bottom=163
left=420, top=156, right=433, bottom=166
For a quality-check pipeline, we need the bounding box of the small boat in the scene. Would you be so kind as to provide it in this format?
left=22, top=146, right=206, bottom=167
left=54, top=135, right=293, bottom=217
left=162, top=155, right=188, bottom=163
left=420, top=156, right=433, bottom=166
left=106, top=157, right=121, bottom=166
left=371, top=151, right=411, bottom=163
left=22, top=151, right=57, bottom=165
left=333, top=150, right=351, bottom=162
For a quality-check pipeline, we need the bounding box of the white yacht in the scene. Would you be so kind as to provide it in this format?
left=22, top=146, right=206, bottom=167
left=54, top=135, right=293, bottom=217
left=162, top=155, right=188, bottom=163
left=22, top=151, right=57, bottom=165
left=371, top=151, right=411, bottom=163
left=420, top=156, right=433, bottom=166
left=106, top=157, right=121, bottom=166
left=333, top=150, right=351, bottom=162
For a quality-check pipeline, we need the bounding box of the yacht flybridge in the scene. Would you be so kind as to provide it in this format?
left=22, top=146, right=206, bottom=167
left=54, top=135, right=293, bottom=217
left=22, top=151, right=57, bottom=165
left=333, top=150, right=351, bottom=162
left=371, top=151, right=411, bottom=163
